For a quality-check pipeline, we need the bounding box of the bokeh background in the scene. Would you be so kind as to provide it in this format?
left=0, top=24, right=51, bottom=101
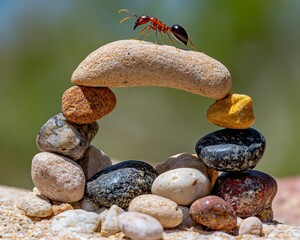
left=1, top=0, right=300, bottom=189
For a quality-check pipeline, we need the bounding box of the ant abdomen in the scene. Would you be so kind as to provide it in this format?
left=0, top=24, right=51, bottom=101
left=171, top=24, right=189, bottom=46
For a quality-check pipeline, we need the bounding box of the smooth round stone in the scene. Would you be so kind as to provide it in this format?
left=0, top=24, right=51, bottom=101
left=71, top=40, right=231, bottom=99
left=189, top=195, right=237, bottom=232
left=118, top=212, right=163, bottom=240
left=86, top=160, right=158, bottom=208
left=151, top=168, right=211, bottom=206
left=206, top=93, right=255, bottom=129
left=78, top=145, right=112, bottom=180
left=211, top=170, right=277, bottom=220
left=16, top=192, right=53, bottom=218
left=62, top=86, right=116, bottom=124
left=238, top=216, right=263, bottom=236
left=31, top=152, right=86, bottom=202
left=129, top=194, right=183, bottom=228
left=195, top=128, right=266, bottom=172
left=36, top=113, right=98, bottom=160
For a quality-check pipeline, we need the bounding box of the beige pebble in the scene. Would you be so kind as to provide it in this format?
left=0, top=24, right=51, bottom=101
left=99, top=205, right=124, bottom=237
left=62, top=86, right=116, bottom=124
left=129, top=194, right=183, bottom=228
left=52, top=203, right=73, bottom=216
left=118, top=212, right=163, bottom=240
left=78, top=145, right=112, bottom=180
left=207, top=93, right=255, bottom=129
left=71, top=40, right=231, bottom=99
left=16, top=192, right=52, bottom=218
left=31, top=152, right=86, bottom=202
left=238, top=216, right=263, bottom=236
left=151, top=168, right=211, bottom=205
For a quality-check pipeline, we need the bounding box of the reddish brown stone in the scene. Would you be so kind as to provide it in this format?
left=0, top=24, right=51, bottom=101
left=211, top=170, right=277, bottom=221
left=62, top=86, right=116, bottom=124
left=189, top=195, right=237, bottom=231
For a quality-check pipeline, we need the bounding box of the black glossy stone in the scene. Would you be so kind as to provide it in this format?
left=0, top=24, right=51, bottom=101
left=86, top=160, right=158, bottom=208
left=195, top=128, right=265, bottom=172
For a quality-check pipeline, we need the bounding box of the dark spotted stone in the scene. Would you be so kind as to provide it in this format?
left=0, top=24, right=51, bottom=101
left=36, top=113, right=98, bottom=160
left=195, top=128, right=265, bottom=172
left=86, top=160, right=158, bottom=208
left=211, top=170, right=277, bottom=220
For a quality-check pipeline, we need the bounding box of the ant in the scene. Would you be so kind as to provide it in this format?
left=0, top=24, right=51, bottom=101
left=118, top=9, right=198, bottom=51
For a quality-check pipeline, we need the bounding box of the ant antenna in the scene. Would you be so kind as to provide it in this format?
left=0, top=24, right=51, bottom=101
left=118, top=9, right=138, bottom=23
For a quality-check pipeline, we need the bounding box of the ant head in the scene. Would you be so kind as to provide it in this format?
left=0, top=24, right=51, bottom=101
left=134, top=15, right=150, bottom=30
left=171, top=24, right=189, bottom=46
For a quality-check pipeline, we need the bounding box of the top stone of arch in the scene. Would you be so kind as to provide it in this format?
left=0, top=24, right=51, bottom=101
left=71, top=40, right=231, bottom=99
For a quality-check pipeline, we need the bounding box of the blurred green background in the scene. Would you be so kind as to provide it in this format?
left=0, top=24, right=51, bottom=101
left=1, top=0, right=300, bottom=189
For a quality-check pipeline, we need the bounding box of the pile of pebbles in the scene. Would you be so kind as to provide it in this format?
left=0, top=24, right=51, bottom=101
left=17, top=40, right=278, bottom=239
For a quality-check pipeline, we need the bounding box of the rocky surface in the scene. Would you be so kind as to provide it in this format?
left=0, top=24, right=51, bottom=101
left=0, top=182, right=300, bottom=239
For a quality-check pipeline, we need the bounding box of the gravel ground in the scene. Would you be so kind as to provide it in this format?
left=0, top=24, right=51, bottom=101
left=0, top=177, right=299, bottom=239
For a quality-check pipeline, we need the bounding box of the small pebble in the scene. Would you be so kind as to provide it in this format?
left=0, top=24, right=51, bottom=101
left=31, top=152, right=86, bottom=202
left=195, top=128, right=266, bottom=172
left=129, top=194, right=183, bottom=228
left=71, top=40, right=231, bottom=99
left=238, top=216, right=263, bottom=236
left=151, top=168, right=211, bottom=205
left=52, top=203, right=73, bottom=216
left=62, top=86, right=116, bottom=124
left=36, top=113, right=98, bottom=160
left=86, top=160, right=158, bottom=208
left=206, top=93, right=255, bottom=129
left=118, top=212, right=163, bottom=240
left=212, top=170, right=277, bottom=220
left=51, top=209, right=101, bottom=235
left=189, top=195, right=237, bottom=232
left=80, top=196, right=99, bottom=212
left=16, top=192, right=52, bottom=218
left=99, top=205, right=124, bottom=237
left=177, top=206, right=198, bottom=229
left=156, top=153, right=208, bottom=176
left=78, top=145, right=112, bottom=180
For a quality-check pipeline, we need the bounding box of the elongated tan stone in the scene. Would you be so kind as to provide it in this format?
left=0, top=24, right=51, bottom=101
left=71, top=40, right=231, bottom=99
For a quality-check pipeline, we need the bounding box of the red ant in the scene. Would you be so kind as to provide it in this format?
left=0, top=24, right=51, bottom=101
left=118, top=9, right=198, bottom=51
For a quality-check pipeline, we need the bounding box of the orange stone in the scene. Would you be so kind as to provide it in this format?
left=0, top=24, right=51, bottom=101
left=62, top=86, right=116, bottom=124
left=206, top=93, right=255, bottom=129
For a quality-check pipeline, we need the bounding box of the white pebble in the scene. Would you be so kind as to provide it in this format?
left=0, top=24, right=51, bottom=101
left=51, top=209, right=101, bottom=235
left=238, top=216, right=263, bottom=235
left=16, top=192, right=52, bottom=217
left=151, top=168, right=211, bottom=205
left=99, top=205, right=124, bottom=237
left=118, top=212, right=163, bottom=240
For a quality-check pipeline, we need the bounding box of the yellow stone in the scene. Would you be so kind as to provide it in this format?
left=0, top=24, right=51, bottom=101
left=206, top=93, right=255, bottom=129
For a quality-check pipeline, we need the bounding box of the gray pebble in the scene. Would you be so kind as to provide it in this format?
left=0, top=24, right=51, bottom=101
left=36, top=113, right=98, bottom=160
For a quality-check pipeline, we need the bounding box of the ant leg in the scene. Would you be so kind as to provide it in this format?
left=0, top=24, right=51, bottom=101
left=188, top=39, right=199, bottom=52
left=159, top=31, right=165, bottom=45
left=134, top=25, right=148, bottom=40
left=143, top=26, right=152, bottom=41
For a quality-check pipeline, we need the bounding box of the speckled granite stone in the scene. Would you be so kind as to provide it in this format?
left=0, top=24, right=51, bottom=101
left=36, top=113, right=99, bottom=160
left=86, top=160, right=158, bottom=208
left=195, top=128, right=266, bottom=172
